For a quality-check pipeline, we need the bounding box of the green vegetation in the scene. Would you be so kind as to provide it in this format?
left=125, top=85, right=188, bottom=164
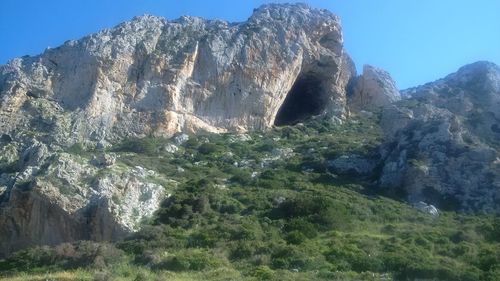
left=1, top=117, right=499, bottom=280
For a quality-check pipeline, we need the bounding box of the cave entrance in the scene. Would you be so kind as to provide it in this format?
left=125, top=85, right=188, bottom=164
left=274, top=73, right=327, bottom=126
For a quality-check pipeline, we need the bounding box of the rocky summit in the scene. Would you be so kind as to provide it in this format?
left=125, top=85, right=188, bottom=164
left=0, top=4, right=499, bottom=279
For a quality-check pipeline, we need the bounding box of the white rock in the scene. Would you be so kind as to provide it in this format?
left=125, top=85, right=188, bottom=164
left=349, top=65, right=401, bottom=112
left=163, top=143, right=179, bottom=153
left=414, top=201, right=439, bottom=216
left=173, top=134, right=190, bottom=145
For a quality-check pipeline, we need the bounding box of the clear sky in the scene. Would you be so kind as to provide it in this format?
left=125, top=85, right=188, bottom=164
left=1, top=0, right=499, bottom=89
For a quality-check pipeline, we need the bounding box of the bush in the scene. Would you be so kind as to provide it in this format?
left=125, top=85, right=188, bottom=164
left=270, top=195, right=334, bottom=219
left=230, top=241, right=255, bottom=260
left=230, top=169, right=253, bottom=186
left=67, top=142, right=85, bottom=154
left=285, top=231, right=307, bottom=245
left=251, top=265, right=274, bottom=280
left=112, top=137, right=164, bottom=155
left=231, top=221, right=262, bottom=241
left=0, top=242, right=124, bottom=273
left=188, top=230, right=218, bottom=248
left=158, top=250, right=220, bottom=271
left=284, top=218, right=318, bottom=238
left=198, top=143, right=219, bottom=154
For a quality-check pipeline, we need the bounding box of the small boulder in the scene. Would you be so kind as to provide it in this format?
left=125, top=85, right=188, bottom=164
left=163, top=143, right=179, bottom=153
left=91, top=154, right=116, bottom=167
left=96, top=140, right=111, bottom=150
left=414, top=201, right=439, bottom=216
left=173, top=133, right=189, bottom=145
left=19, top=141, right=50, bottom=169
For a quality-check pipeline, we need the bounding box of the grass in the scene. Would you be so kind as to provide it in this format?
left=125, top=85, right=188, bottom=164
left=0, top=270, right=93, bottom=281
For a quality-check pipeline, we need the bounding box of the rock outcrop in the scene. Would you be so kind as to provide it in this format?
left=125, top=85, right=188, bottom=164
left=379, top=61, right=500, bottom=212
left=0, top=151, right=169, bottom=257
left=0, top=3, right=356, bottom=257
left=348, top=65, right=400, bottom=112
left=0, top=3, right=355, bottom=146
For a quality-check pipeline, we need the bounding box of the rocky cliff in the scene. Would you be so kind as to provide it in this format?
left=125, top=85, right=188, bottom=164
left=0, top=3, right=355, bottom=146
left=0, top=3, right=356, bottom=257
left=348, top=64, right=401, bottom=112
left=379, top=61, right=500, bottom=212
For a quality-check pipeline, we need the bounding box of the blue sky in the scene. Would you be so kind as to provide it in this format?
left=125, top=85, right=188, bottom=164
left=1, top=0, right=499, bottom=89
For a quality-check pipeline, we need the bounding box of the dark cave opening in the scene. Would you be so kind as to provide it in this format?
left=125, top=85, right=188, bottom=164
left=274, top=73, right=327, bottom=126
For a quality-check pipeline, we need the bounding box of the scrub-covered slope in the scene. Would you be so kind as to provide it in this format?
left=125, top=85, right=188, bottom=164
left=1, top=118, right=499, bottom=281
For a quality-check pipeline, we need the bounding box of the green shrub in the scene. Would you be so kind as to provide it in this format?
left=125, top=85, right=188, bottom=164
left=183, top=138, right=199, bottom=149
left=285, top=230, right=307, bottom=245
left=112, top=137, right=164, bottom=155
left=67, top=142, right=85, bottom=154
left=159, top=250, right=220, bottom=271
left=251, top=265, right=274, bottom=280
left=0, top=242, right=124, bottom=273
left=284, top=218, right=318, bottom=238
left=188, top=231, right=218, bottom=248
left=198, top=143, right=219, bottom=154
left=0, top=161, right=18, bottom=174
left=270, top=195, right=333, bottom=219
left=230, top=241, right=255, bottom=260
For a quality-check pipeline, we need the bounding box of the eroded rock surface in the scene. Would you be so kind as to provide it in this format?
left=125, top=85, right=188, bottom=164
left=0, top=3, right=354, bottom=144
left=348, top=65, right=401, bottom=112
left=379, top=61, right=500, bottom=212
left=0, top=152, right=169, bottom=257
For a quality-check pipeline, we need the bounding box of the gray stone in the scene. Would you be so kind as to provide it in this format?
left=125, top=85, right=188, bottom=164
left=163, top=143, right=179, bottom=153
left=379, top=61, right=500, bottom=212
left=0, top=152, right=168, bottom=257
left=414, top=201, right=439, bottom=216
left=90, top=154, right=116, bottom=167
left=173, top=134, right=189, bottom=145
left=349, top=65, right=401, bottom=112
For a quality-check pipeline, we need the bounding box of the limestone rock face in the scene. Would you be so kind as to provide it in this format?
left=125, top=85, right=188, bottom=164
left=0, top=3, right=354, bottom=145
left=348, top=65, right=401, bottom=112
left=0, top=3, right=357, bottom=257
left=0, top=152, right=169, bottom=257
left=379, top=61, right=500, bottom=212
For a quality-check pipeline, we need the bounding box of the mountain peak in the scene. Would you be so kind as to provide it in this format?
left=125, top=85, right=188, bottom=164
left=249, top=3, right=339, bottom=25
left=456, top=60, right=499, bottom=73
left=446, top=61, right=500, bottom=92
